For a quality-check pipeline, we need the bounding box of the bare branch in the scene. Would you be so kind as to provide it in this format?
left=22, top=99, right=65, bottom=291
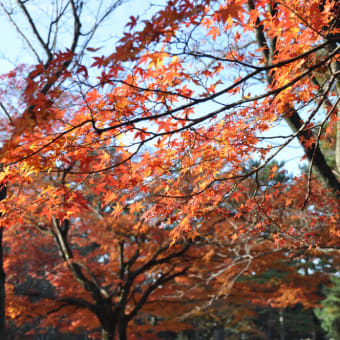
left=15, top=0, right=52, bottom=63
left=0, top=2, right=41, bottom=63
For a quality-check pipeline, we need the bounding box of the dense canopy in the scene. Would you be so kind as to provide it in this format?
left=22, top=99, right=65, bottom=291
left=0, top=0, right=339, bottom=339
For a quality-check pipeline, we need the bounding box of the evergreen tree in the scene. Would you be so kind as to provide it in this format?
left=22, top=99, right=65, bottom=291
left=315, top=276, right=340, bottom=340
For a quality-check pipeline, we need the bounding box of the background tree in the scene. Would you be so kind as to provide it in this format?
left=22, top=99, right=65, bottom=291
left=316, top=276, right=340, bottom=340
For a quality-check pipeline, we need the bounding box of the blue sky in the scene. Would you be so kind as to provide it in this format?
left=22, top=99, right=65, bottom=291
left=0, top=0, right=305, bottom=175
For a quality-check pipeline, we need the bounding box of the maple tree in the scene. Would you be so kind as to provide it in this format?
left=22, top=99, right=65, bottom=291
left=0, top=0, right=339, bottom=338
left=0, top=0, right=133, bottom=337
left=3, top=169, right=210, bottom=339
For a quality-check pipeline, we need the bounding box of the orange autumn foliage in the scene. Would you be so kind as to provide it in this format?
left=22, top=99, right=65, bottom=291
left=0, top=0, right=339, bottom=338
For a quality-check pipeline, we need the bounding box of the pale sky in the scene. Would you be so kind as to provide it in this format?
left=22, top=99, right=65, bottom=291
left=0, top=0, right=158, bottom=73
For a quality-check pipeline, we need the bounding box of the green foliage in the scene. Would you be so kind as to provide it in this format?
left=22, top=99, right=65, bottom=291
left=315, top=276, right=340, bottom=340
left=245, top=160, right=291, bottom=186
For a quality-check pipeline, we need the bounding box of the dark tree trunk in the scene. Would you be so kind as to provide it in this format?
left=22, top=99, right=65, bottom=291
left=0, top=228, right=5, bottom=340
left=247, top=0, right=340, bottom=198
left=214, top=326, right=225, bottom=340
left=279, top=310, right=285, bottom=340
left=0, top=183, right=7, bottom=340
left=99, top=308, right=117, bottom=340
left=266, top=314, right=273, bottom=340
left=117, top=319, right=128, bottom=340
